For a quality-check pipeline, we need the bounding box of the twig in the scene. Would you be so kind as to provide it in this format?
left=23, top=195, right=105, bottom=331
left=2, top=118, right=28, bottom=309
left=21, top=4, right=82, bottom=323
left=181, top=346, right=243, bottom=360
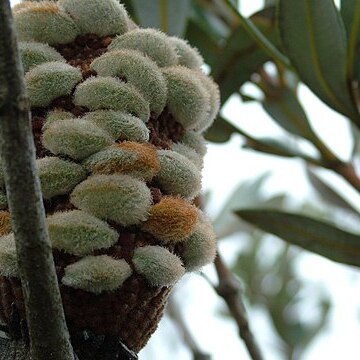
left=213, top=253, right=264, bottom=360
left=167, top=295, right=211, bottom=360
left=0, top=2, right=75, bottom=359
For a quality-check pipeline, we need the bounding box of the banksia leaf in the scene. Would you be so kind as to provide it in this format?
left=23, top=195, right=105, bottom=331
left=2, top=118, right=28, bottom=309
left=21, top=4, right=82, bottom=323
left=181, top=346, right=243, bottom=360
left=14, top=1, right=79, bottom=45
left=0, top=234, right=18, bottom=277
left=143, top=197, right=198, bottom=243
left=0, top=212, right=11, bottom=236
left=42, top=119, right=112, bottom=160
left=59, top=0, right=129, bottom=37
left=133, top=246, right=185, bottom=287
left=82, top=110, right=150, bottom=142
left=182, top=212, right=217, bottom=272
left=169, top=37, right=204, bottom=69
left=19, top=41, right=65, bottom=72
left=156, top=150, right=201, bottom=199
left=83, top=142, right=160, bottom=181
left=62, top=255, right=132, bottom=294
left=91, top=49, right=167, bottom=115
left=47, top=210, right=118, bottom=256
left=163, top=66, right=210, bottom=129
left=70, top=174, right=152, bottom=226
left=73, top=76, right=150, bottom=121
left=25, top=62, right=81, bottom=107
left=37, top=157, right=87, bottom=198
left=110, top=29, right=178, bottom=68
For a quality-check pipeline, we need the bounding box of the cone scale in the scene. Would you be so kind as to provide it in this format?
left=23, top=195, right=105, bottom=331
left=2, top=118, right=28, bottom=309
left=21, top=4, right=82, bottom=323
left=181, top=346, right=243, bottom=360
left=0, top=0, right=219, bottom=355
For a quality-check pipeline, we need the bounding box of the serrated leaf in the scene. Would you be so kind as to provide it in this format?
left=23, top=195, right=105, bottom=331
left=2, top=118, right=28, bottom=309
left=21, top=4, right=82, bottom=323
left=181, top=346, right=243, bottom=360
left=263, top=87, right=318, bottom=141
left=236, top=209, right=360, bottom=267
left=131, top=0, right=191, bottom=36
left=341, top=0, right=360, bottom=83
left=212, top=7, right=279, bottom=104
left=306, top=168, right=360, bottom=218
left=278, top=0, right=360, bottom=124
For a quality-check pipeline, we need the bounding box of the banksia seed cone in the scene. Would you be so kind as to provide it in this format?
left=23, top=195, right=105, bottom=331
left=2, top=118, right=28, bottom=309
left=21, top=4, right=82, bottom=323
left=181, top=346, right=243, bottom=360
left=0, top=0, right=219, bottom=354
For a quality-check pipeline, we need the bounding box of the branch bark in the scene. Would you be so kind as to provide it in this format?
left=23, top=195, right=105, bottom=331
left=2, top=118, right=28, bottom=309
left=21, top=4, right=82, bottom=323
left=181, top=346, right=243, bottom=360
left=0, top=2, right=75, bottom=359
left=213, top=253, right=264, bottom=360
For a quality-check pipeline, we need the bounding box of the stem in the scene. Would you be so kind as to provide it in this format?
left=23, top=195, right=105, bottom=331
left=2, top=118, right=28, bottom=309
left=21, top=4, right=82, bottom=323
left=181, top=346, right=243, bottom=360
left=223, top=0, right=291, bottom=70
left=332, top=162, right=360, bottom=193
left=167, top=296, right=211, bottom=360
left=0, top=2, right=74, bottom=359
left=213, top=253, right=264, bottom=360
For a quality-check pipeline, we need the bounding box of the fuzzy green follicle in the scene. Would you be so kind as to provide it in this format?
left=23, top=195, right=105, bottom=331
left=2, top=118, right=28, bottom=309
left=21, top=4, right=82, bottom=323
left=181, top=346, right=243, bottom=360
left=82, top=111, right=150, bottom=142
left=110, top=29, right=178, bottom=68
left=91, top=49, right=167, bottom=116
left=133, top=246, right=185, bottom=287
left=14, top=2, right=79, bottom=45
left=42, top=119, right=112, bottom=160
left=74, top=77, right=150, bottom=122
left=70, top=174, right=152, bottom=226
left=156, top=150, right=201, bottom=199
left=19, top=42, right=65, bottom=73
left=25, top=61, right=82, bottom=107
left=0, top=234, right=18, bottom=277
left=37, top=157, right=87, bottom=198
left=59, top=0, right=129, bottom=37
left=182, top=212, right=217, bottom=272
left=169, top=37, right=204, bottom=69
left=62, top=255, right=132, bottom=294
left=47, top=210, right=119, bottom=256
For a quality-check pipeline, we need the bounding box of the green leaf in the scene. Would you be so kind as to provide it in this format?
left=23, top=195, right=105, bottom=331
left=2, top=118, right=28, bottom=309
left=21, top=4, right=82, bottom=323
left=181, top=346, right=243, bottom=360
left=131, top=0, right=191, bottom=36
left=341, top=0, right=360, bottom=82
left=278, top=0, right=359, bottom=124
left=236, top=209, right=360, bottom=267
left=212, top=7, right=279, bottom=104
left=204, top=116, right=239, bottom=143
left=262, top=87, right=318, bottom=141
left=306, top=168, right=360, bottom=218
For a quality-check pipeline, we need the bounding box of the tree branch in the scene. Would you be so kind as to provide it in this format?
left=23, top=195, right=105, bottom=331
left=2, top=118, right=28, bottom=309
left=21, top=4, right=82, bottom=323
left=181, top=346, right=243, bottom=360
left=213, top=253, right=264, bottom=360
left=167, top=296, right=211, bottom=360
left=0, top=2, right=75, bottom=359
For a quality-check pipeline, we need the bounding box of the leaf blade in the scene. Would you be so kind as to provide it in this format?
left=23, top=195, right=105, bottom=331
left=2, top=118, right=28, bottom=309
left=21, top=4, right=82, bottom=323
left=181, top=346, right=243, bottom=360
left=236, top=209, right=360, bottom=267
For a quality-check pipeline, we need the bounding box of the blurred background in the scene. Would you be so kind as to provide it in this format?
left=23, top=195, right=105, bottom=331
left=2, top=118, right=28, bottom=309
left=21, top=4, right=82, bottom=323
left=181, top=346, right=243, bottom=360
left=11, top=0, right=360, bottom=359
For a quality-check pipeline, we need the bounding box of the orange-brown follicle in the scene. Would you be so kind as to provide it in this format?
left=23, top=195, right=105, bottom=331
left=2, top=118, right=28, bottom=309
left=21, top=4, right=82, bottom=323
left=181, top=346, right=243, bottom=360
left=13, top=2, right=60, bottom=14
left=142, top=196, right=198, bottom=243
left=0, top=212, right=12, bottom=236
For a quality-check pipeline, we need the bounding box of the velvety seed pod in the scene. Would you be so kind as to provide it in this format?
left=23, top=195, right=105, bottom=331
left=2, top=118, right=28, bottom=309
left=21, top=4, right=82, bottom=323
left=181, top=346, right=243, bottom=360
left=163, top=66, right=210, bottom=129
left=110, top=29, right=178, bottom=68
left=62, top=255, right=132, bottom=294
left=0, top=212, right=11, bottom=236
left=19, top=41, right=65, bottom=73
left=133, top=246, right=185, bottom=287
left=0, top=234, right=18, bottom=277
left=37, top=157, right=87, bottom=198
left=25, top=62, right=82, bottom=107
left=181, top=131, right=207, bottom=157
left=83, top=142, right=160, bottom=181
left=43, top=110, right=73, bottom=129
left=156, top=150, right=201, bottom=199
left=169, top=37, right=203, bottom=69
left=47, top=210, right=118, bottom=256
left=172, top=143, right=203, bottom=169
left=182, top=212, right=217, bottom=272
left=91, top=49, right=167, bottom=115
left=14, top=2, right=79, bottom=45
left=82, top=110, right=150, bottom=142
left=59, top=0, right=129, bottom=37
left=73, top=77, right=150, bottom=122
left=193, top=72, right=220, bottom=132
left=42, top=119, right=112, bottom=160
left=70, top=174, right=152, bottom=226
left=0, top=194, right=7, bottom=211
left=142, top=197, right=198, bottom=243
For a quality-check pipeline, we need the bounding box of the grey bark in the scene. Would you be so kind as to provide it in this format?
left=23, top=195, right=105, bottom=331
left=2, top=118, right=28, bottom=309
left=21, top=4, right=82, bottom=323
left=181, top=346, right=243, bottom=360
left=0, top=1, right=75, bottom=359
